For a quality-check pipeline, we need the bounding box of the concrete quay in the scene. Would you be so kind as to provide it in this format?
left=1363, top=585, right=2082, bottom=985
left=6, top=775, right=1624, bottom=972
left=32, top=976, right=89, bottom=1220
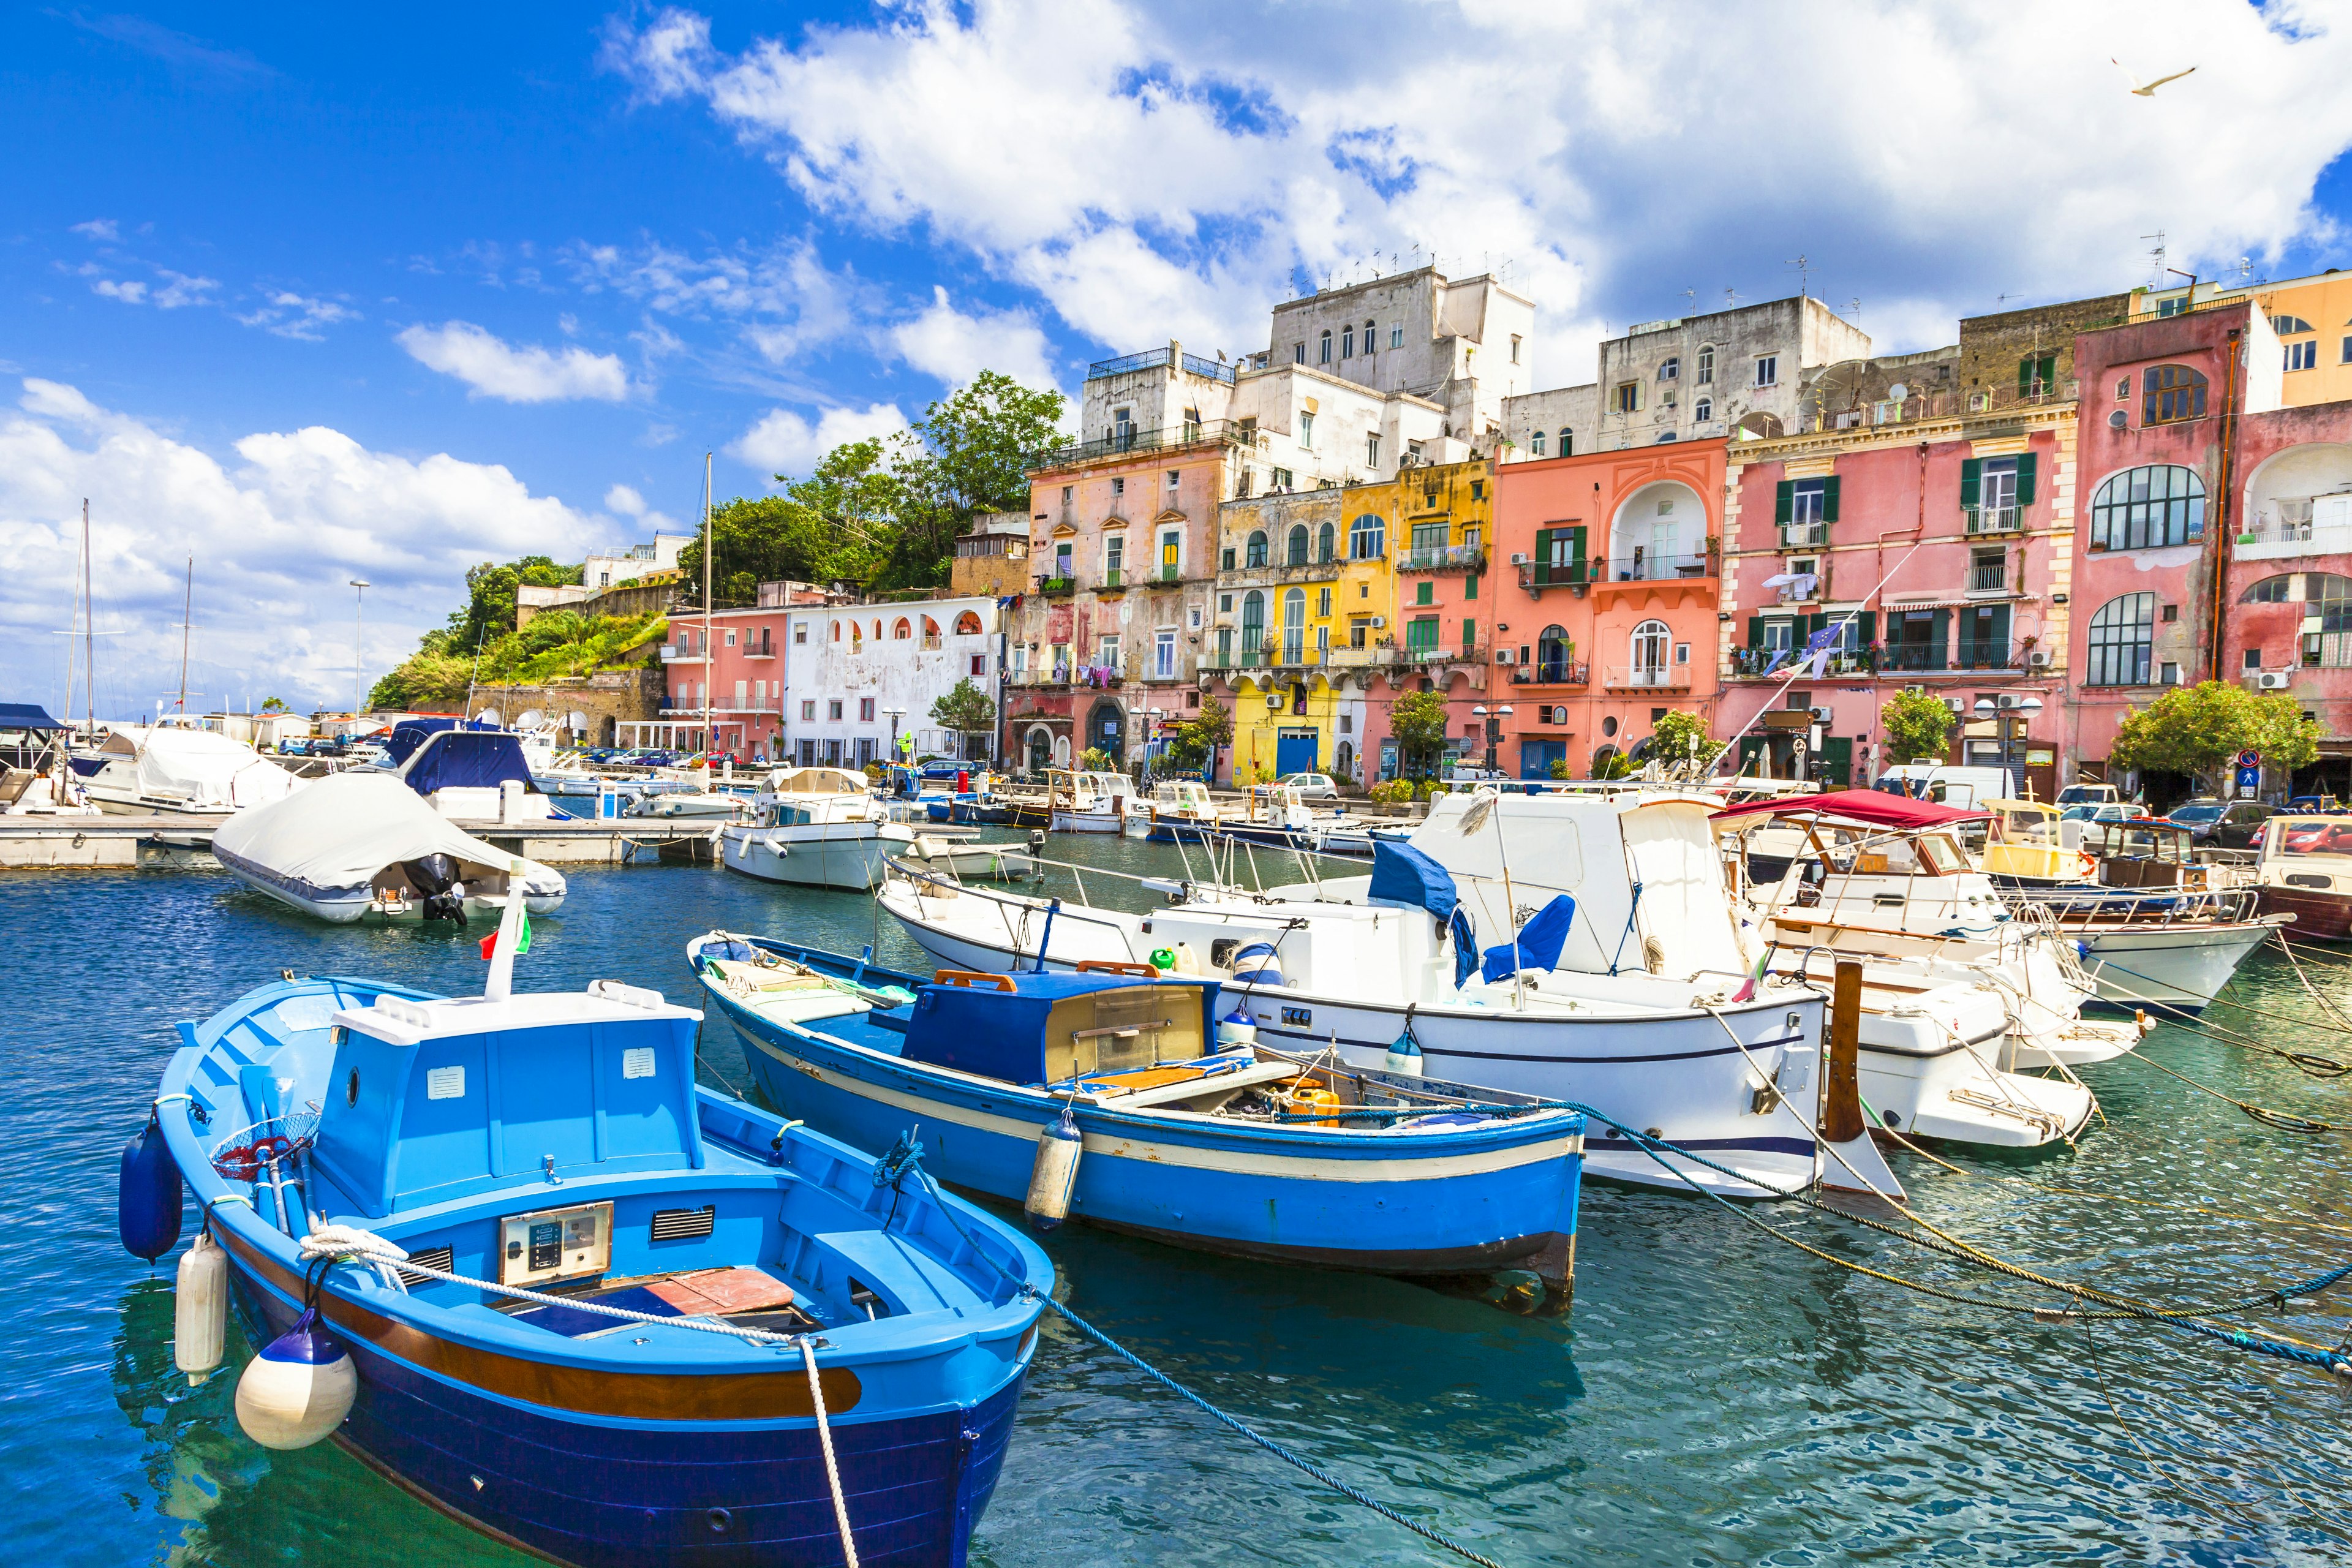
left=0, top=814, right=726, bottom=869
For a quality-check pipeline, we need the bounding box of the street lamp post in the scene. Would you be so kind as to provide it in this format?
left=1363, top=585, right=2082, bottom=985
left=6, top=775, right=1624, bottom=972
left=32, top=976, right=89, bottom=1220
left=883, top=706, right=905, bottom=765
left=1471, top=704, right=1514, bottom=774
left=1973, top=695, right=2045, bottom=792
left=349, top=579, right=370, bottom=724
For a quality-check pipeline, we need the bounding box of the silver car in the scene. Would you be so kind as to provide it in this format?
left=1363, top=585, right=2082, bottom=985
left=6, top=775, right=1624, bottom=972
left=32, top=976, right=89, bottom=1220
left=1276, top=771, right=1340, bottom=800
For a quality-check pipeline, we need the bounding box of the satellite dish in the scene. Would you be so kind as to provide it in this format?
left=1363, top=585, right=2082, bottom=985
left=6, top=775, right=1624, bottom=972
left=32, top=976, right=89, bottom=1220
left=1887, top=382, right=1909, bottom=401
left=2108, top=410, right=2128, bottom=429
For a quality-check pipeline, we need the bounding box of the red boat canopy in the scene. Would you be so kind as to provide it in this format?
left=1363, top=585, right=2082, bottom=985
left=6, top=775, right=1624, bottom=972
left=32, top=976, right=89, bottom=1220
left=1711, top=788, right=1990, bottom=829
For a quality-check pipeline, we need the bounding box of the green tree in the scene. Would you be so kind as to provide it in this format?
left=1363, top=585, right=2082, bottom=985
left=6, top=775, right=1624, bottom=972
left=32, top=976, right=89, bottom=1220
left=677, top=442, right=903, bottom=603
left=2111, top=680, right=2321, bottom=794
left=1163, top=696, right=1232, bottom=772
left=432, top=556, right=581, bottom=655
left=1591, top=748, right=1635, bottom=780
left=1388, top=689, right=1452, bottom=780
left=260, top=696, right=287, bottom=712
left=367, top=651, right=473, bottom=710
left=929, top=677, right=997, bottom=757
left=1648, top=709, right=1725, bottom=774
left=878, top=371, right=1067, bottom=590
left=1882, top=689, right=1956, bottom=766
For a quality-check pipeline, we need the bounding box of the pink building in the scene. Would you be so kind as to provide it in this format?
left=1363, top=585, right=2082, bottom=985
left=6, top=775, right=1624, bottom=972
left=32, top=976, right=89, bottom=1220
left=645, top=594, right=816, bottom=760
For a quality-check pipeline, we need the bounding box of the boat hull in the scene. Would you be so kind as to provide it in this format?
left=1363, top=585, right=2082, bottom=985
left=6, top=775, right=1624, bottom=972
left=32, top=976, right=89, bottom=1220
left=1047, top=809, right=1123, bottom=834
left=878, top=890, right=1823, bottom=1199
left=720, top=824, right=902, bottom=891
left=712, top=993, right=1582, bottom=1284
left=222, top=1243, right=1022, bottom=1568
left=217, top=848, right=564, bottom=924
left=2072, top=918, right=2283, bottom=1011
left=2255, top=883, right=2352, bottom=941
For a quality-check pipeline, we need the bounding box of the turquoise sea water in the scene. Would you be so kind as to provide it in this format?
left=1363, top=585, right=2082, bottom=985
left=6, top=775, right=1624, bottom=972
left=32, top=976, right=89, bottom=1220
left=8, top=839, right=2352, bottom=1566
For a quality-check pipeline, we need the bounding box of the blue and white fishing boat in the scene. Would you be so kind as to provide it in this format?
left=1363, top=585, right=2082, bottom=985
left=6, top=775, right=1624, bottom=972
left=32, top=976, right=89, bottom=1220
left=121, top=895, right=1050, bottom=1568
left=687, top=933, right=1588, bottom=1306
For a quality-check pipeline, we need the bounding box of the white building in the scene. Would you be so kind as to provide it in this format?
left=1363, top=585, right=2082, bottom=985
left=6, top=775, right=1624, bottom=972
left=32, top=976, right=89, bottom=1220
left=780, top=594, right=1005, bottom=766
left=1590, top=296, right=1871, bottom=450
left=584, top=533, right=693, bottom=591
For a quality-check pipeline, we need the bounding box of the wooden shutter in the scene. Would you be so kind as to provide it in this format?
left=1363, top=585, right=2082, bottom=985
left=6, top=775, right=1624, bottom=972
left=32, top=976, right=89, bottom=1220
left=1959, top=459, right=1983, bottom=508
left=1568, top=526, right=1588, bottom=579
left=1929, top=609, right=1950, bottom=666
left=1774, top=480, right=1794, bottom=524
left=1747, top=616, right=1763, bottom=649
left=2018, top=358, right=2034, bottom=397
left=2014, top=453, right=2038, bottom=506
left=1855, top=611, right=1876, bottom=644
left=1822, top=476, right=1841, bottom=522
left=1534, top=527, right=1552, bottom=575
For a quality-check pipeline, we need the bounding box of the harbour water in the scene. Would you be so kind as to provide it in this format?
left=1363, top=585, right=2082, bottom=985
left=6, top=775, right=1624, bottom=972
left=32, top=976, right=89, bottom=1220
left=10, top=837, right=2352, bottom=1566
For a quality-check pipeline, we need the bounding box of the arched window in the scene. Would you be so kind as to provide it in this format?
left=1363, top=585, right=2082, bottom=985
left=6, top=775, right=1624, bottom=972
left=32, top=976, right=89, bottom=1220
left=850, top=622, right=862, bottom=646
left=2273, top=314, right=2315, bottom=336
left=1656, top=431, right=1678, bottom=443
left=2143, top=364, right=2208, bottom=425
left=2242, top=574, right=2352, bottom=666
left=1341, top=325, right=1354, bottom=359
left=1536, top=624, right=1571, bottom=682
left=1362, top=318, right=1376, bottom=354
left=1319, top=329, right=1332, bottom=365
left=1282, top=588, right=1306, bottom=664
left=1695, top=346, right=1715, bottom=385
left=1287, top=524, right=1310, bottom=565
left=1631, top=619, right=1670, bottom=677
left=921, top=616, right=941, bottom=639
left=1530, top=429, right=1546, bottom=457
left=2090, top=465, right=2204, bottom=550
left=2087, top=593, right=2155, bottom=686
left=1246, top=530, right=1268, bottom=568
left=953, top=609, right=983, bottom=635
left=1660, top=356, right=1680, bottom=381
left=893, top=617, right=912, bottom=640
left=1558, top=427, right=1574, bottom=457
left=1317, top=521, right=1336, bottom=562
left=1349, top=513, right=1385, bottom=559
left=831, top=620, right=841, bottom=642
left=1694, top=397, right=1713, bottom=423
left=1240, top=590, right=1267, bottom=654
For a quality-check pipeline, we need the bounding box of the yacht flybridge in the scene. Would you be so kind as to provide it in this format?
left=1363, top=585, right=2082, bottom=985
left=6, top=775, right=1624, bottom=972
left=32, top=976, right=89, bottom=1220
left=877, top=789, right=1901, bottom=1201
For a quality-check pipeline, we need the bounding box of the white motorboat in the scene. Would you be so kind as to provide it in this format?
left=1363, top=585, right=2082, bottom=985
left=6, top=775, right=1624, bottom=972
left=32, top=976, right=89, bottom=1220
left=1135, top=780, right=1231, bottom=842
left=878, top=789, right=1902, bottom=1201
left=211, top=771, right=565, bottom=924
left=0, top=704, right=100, bottom=815
left=719, top=766, right=910, bottom=890
left=1046, top=769, right=1132, bottom=833
left=70, top=722, right=302, bottom=816
left=370, top=718, right=565, bottom=822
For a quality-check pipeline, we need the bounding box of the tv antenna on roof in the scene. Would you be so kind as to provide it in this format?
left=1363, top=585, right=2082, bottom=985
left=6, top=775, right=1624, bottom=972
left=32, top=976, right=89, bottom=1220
left=1848, top=296, right=1861, bottom=322
left=1724, top=287, right=1740, bottom=310
left=1786, top=254, right=1812, bottom=298
left=2141, top=229, right=2168, bottom=288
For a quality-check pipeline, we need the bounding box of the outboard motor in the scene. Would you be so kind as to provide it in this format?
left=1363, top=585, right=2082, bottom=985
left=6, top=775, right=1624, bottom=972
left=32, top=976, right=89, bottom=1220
left=402, top=854, right=467, bottom=924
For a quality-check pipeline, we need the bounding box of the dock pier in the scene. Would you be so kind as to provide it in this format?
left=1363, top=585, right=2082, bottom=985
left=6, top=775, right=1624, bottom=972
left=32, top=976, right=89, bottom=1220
left=0, top=815, right=726, bottom=870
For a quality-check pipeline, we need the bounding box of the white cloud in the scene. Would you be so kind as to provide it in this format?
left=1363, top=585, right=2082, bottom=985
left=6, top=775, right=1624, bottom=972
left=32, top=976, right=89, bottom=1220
left=88, top=267, right=220, bottom=310
left=238, top=290, right=360, bottom=341
left=71, top=219, right=120, bottom=241
left=566, top=235, right=876, bottom=364
left=603, top=482, right=682, bottom=533
left=0, top=378, right=595, bottom=713
left=396, top=320, right=632, bottom=402
left=891, top=286, right=1061, bottom=390
left=731, top=402, right=908, bottom=477
left=612, top=0, right=2352, bottom=374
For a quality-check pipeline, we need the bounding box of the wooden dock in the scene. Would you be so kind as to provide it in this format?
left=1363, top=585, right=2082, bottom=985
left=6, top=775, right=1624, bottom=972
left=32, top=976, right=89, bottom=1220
left=0, top=814, right=728, bottom=869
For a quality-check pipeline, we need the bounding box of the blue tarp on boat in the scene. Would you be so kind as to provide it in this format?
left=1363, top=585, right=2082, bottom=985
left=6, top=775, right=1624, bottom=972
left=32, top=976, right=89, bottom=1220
left=1368, top=840, right=1481, bottom=986
left=1482, top=894, right=1578, bottom=982
left=384, top=717, right=492, bottom=767
left=399, top=729, right=535, bottom=794
left=0, top=703, right=66, bottom=731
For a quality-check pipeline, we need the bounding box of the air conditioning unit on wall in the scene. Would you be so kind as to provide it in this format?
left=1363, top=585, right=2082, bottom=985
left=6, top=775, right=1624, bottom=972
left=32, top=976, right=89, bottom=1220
left=2026, top=650, right=2051, bottom=669
left=1370, top=616, right=1385, bottom=628
left=1943, top=696, right=1967, bottom=714
left=2258, top=671, right=2291, bottom=690
left=1494, top=648, right=1515, bottom=665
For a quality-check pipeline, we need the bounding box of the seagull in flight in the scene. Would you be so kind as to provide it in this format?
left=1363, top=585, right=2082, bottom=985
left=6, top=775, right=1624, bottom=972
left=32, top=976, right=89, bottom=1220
left=2113, top=58, right=2196, bottom=96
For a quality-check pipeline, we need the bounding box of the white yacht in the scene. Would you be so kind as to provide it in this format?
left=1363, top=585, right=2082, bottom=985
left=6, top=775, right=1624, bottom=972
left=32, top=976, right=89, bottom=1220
left=719, top=766, right=911, bottom=890
left=1046, top=768, right=1132, bottom=833
left=877, top=788, right=1901, bottom=1200
left=71, top=722, right=303, bottom=815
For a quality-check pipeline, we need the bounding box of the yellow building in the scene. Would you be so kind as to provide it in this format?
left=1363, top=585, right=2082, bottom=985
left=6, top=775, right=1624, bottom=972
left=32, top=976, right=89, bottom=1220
left=2143, top=268, right=2352, bottom=406
left=1207, top=456, right=1492, bottom=785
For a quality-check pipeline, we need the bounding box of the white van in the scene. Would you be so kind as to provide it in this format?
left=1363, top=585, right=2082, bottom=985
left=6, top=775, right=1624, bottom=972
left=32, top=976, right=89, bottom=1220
left=1872, top=763, right=2016, bottom=809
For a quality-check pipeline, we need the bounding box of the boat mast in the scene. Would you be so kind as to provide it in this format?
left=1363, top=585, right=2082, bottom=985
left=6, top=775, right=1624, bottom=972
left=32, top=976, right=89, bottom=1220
left=60, top=504, right=80, bottom=756
left=176, top=554, right=193, bottom=717
left=82, top=499, right=95, bottom=743
left=701, top=450, right=713, bottom=756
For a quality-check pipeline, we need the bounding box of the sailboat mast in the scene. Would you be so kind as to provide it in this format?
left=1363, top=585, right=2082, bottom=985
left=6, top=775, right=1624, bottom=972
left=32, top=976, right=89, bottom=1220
left=177, top=554, right=193, bottom=715
left=82, top=499, right=95, bottom=742
left=701, top=450, right=713, bottom=755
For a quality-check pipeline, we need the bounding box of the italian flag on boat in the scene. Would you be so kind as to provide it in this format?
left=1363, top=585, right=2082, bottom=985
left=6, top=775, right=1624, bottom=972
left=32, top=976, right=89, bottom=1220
left=480, top=907, right=531, bottom=960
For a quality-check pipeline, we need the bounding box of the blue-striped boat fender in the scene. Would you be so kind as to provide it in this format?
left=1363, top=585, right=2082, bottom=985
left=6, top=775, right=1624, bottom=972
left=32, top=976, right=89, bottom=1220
left=1231, top=942, right=1283, bottom=986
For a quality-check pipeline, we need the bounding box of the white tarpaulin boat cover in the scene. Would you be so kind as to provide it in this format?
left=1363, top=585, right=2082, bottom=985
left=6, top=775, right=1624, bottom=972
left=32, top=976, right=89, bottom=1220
left=213, top=772, right=565, bottom=899
left=134, top=727, right=303, bottom=809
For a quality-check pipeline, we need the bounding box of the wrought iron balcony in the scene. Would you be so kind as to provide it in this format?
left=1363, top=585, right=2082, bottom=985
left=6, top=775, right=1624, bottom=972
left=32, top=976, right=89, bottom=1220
left=1602, top=665, right=1691, bottom=690
left=1398, top=544, right=1488, bottom=573
left=1964, top=505, right=2024, bottom=535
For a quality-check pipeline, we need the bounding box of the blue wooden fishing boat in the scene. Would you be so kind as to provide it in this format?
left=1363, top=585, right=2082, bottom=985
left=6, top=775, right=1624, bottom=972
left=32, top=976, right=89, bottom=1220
left=122, top=898, right=1051, bottom=1568
left=687, top=932, right=1587, bottom=1306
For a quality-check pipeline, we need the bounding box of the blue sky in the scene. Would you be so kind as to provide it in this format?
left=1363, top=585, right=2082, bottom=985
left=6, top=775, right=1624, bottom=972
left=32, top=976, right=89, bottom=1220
left=7, top=1, right=2352, bottom=717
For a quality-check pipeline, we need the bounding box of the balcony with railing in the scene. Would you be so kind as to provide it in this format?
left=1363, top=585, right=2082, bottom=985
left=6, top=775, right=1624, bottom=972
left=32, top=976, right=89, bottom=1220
left=1954, top=641, right=2021, bottom=671
left=742, top=639, right=777, bottom=660
left=1397, top=543, right=1488, bottom=574
left=1597, top=551, right=1715, bottom=583
left=1779, top=521, right=1829, bottom=549
left=659, top=644, right=706, bottom=664
left=1518, top=559, right=1596, bottom=594
left=1402, top=639, right=1485, bottom=666
left=1964, top=504, right=2023, bottom=535
left=1603, top=665, right=1692, bottom=690
left=2239, top=495, right=2352, bottom=559
left=1025, top=418, right=1251, bottom=473
left=1510, top=660, right=1589, bottom=687
left=1035, top=576, right=1077, bottom=597
left=1086, top=346, right=1236, bottom=385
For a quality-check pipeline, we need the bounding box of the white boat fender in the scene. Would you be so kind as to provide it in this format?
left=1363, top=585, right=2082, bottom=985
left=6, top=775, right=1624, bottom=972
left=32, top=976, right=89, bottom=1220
left=1024, top=1105, right=1083, bottom=1232
left=174, top=1230, right=227, bottom=1386
left=1384, top=1027, right=1423, bottom=1078
left=1215, top=1005, right=1259, bottom=1048
left=235, top=1308, right=358, bottom=1450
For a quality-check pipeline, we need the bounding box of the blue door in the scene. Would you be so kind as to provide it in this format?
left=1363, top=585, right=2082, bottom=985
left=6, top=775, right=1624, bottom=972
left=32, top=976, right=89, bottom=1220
left=1276, top=728, right=1319, bottom=777
left=1519, top=739, right=1566, bottom=780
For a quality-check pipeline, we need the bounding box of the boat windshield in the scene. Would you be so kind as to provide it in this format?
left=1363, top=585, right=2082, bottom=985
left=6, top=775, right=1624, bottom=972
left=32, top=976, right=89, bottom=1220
left=2093, top=822, right=2189, bottom=862
left=2274, top=816, right=2352, bottom=861
left=1990, top=804, right=2057, bottom=845
left=1822, top=829, right=1967, bottom=876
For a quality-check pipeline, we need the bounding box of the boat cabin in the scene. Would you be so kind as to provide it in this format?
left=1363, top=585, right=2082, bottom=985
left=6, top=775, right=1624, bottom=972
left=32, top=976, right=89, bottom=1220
left=758, top=766, right=881, bottom=826
left=1150, top=780, right=1216, bottom=818
left=2259, top=815, right=2352, bottom=891
left=1980, top=799, right=2088, bottom=883
left=2085, top=820, right=2208, bottom=890
left=899, top=971, right=1218, bottom=1088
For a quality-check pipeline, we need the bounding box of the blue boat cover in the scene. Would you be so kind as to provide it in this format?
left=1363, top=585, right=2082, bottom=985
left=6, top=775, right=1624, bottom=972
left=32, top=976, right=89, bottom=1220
left=900, top=973, right=1218, bottom=1085
left=0, top=703, right=66, bottom=731
left=385, top=717, right=492, bottom=767
left=401, top=730, right=535, bottom=793
left=1481, top=894, right=1577, bottom=982
left=1370, top=840, right=1482, bottom=986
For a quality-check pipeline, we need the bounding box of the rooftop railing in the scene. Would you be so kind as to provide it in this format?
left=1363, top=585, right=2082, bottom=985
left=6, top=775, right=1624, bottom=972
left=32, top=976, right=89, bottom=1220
left=1025, top=419, right=1250, bottom=473
left=1085, top=347, right=1237, bottom=385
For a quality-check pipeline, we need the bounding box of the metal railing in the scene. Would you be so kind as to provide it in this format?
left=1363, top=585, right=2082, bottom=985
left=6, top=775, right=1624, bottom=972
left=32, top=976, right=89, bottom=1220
left=1036, top=576, right=1076, bottom=596
left=1600, top=552, right=1714, bottom=582
left=1397, top=544, right=1488, bottom=573
left=1954, top=642, right=2019, bottom=671
left=1780, top=522, right=1828, bottom=549
left=1604, top=665, right=1688, bottom=688
left=1403, top=641, right=1485, bottom=665
left=1882, top=646, right=1946, bottom=672
left=1085, top=347, right=1235, bottom=385
left=1517, top=560, right=1592, bottom=590
left=1510, top=660, right=1589, bottom=685
left=1026, top=418, right=1251, bottom=472
left=1969, top=563, right=2007, bottom=592
left=1965, top=505, right=2024, bottom=535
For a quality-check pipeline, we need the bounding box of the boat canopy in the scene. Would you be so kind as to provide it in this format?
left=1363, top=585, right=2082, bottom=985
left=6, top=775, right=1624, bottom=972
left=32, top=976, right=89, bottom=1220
left=134, top=726, right=301, bottom=809
left=383, top=717, right=492, bottom=767
left=899, top=973, right=1218, bottom=1086
left=769, top=766, right=872, bottom=796
left=1713, top=787, right=1989, bottom=829
left=0, top=703, right=66, bottom=731
left=397, top=729, right=537, bottom=794
left=214, top=772, right=535, bottom=895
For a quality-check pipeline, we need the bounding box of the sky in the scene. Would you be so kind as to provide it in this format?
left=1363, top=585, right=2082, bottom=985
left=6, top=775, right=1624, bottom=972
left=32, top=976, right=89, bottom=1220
left=7, top=1, right=2352, bottom=719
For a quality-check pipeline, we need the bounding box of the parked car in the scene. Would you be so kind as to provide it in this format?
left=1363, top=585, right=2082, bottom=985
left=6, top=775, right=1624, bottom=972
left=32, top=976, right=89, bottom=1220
left=2167, top=798, right=2275, bottom=848
left=2060, top=803, right=2135, bottom=826
left=1277, top=771, right=1342, bottom=799
left=2056, top=783, right=2123, bottom=808
left=1873, top=764, right=2016, bottom=807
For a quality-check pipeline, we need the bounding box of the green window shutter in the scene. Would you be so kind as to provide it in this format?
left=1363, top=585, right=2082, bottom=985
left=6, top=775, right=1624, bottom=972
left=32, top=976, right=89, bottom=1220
left=1856, top=611, right=1876, bottom=643
left=1534, top=527, right=1552, bottom=573
left=1463, top=619, right=1477, bottom=650
left=1464, top=573, right=1479, bottom=600
left=1822, top=476, right=1841, bottom=522
left=1929, top=609, right=1950, bottom=666
left=1747, top=616, right=1763, bottom=649
left=1959, top=458, right=1982, bottom=509
left=2018, top=358, right=2033, bottom=397
left=1774, top=480, right=1794, bottom=524
left=1568, top=526, right=1587, bottom=575
left=2014, top=452, right=2038, bottom=506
